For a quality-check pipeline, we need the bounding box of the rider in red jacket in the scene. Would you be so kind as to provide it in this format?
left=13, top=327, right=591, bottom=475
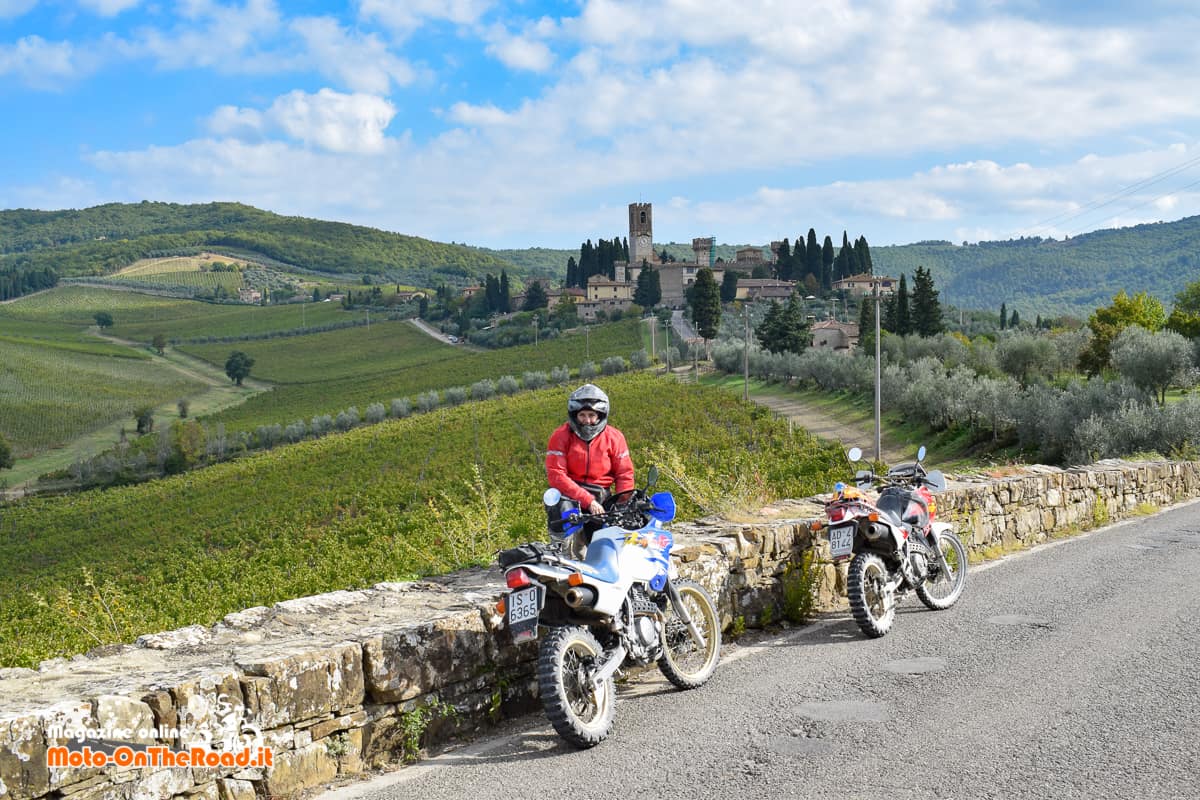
left=546, top=384, right=634, bottom=554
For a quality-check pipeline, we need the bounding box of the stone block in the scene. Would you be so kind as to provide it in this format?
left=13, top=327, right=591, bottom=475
left=238, top=643, right=364, bottom=729
left=361, top=612, right=494, bottom=703
left=215, top=778, right=256, bottom=800
left=260, top=741, right=337, bottom=797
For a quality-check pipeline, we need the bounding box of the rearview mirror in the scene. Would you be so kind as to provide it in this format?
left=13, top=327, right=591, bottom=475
left=917, top=445, right=927, bottom=462
left=543, top=487, right=562, bottom=507
left=847, top=447, right=863, bottom=463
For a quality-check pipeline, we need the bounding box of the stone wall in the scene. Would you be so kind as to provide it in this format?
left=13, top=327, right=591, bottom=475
left=3, top=459, right=1197, bottom=800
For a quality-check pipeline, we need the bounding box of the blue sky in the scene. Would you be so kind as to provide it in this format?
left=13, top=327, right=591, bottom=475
left=4, top=1, right=1200, bottom=250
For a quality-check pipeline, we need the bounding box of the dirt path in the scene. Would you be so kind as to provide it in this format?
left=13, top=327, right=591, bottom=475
left=747, top=390, right=911, bottom=464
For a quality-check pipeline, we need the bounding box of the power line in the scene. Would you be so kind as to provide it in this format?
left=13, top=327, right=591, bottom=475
left=1018, top=149, right=1200, bottom=239
left=1066, top=172, right=1200, bottom=238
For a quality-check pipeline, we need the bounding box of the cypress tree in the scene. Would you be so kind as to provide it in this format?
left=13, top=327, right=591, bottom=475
left=806, top=229, right=821, bottom=289
left=855, top=236, right=874, bottom=276
left=822, top=235, right=835, bottom=291
left=499, top=270, right=511, bottom=313
left=1000, top=302, right=1007, bottom=330
left=776, top=239, right=791, bottom=281
left=793, top=235, right=806, bottom=280
left=910, top=266, right=943, bottom=336
left=858, top=292, right=877, bottom=354
left=690, top=267, right=722, bottom=341
left=894, top=273, right=911, bottom=335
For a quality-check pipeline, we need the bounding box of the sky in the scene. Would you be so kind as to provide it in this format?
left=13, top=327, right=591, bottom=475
left=4, top=1, right=1200, bottom=250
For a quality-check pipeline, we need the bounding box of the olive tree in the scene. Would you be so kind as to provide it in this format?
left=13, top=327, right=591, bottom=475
left=1111, top=326, right=1195, bottom=405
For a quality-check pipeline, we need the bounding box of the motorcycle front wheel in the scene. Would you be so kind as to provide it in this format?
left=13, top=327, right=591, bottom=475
left=916, top=530, right=968, bottom=610
left=658, top=580, right=721, bottom=689
left=537, top=625, right=615, bottom=748
left=847, top=552, right=896, bottom=638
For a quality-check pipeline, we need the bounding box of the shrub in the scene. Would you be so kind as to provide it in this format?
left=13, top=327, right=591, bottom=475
left=311, top=414, right=334, bottom=436
left=366, top=403, right=387, bottom=424
left=416, top=391, right=440, bottom=413
left=284, top=420, right=307, bottom=443
left=391, top=398, right=412, bottom=418
left=601, top=356, right=627, bottom=376
left=335, top=408, right=359, bottom=432
left=522, top=371, right=548, bottom=390
left=445, top=387, right=467, bottom=406
left=579, top=361, right=597, bottom=380
left=470, top=379, right=496, bottom=401
left=497, top=375, right=520, bottom=395
left=550, top=365, right=571, bottom=385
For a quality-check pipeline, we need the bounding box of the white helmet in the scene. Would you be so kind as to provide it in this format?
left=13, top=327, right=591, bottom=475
left=567, top=383, right=609, bottom=441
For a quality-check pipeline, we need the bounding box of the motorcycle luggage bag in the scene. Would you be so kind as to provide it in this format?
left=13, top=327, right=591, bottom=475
left=497, top=542, right=549, bottom=568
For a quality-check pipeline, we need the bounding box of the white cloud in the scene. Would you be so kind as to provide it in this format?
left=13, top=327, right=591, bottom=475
left=290, top=16, right=416, bottom=92
left=78, top=0, right=142, bottom=16
left=0, top=35, right=87, bottom=86
left=0, top=0, right=37, bottom=20
left=483, top=24, right=554, bottom=72
left=206, top=89, right=397, bottom=154
left=132, top=0, right=284, bottom=70
left=358, top=0, right=494, bottom=38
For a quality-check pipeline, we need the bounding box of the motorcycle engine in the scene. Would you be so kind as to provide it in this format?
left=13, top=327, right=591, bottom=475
left=626, top=587, right=664, bottom=661
left=905, top=538, right=930, bottom=584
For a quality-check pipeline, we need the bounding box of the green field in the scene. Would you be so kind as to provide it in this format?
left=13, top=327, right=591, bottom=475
left=187, top=318, right=647, bottom=431
left=179, top=318, right=449, bottom=382
left=110, top=269, right=245, bottom=292
left=0, top=372, right=845, bottom=668
left=0, top=338, right=207, bottom=456
left=0, top=285, right=206, bottom=326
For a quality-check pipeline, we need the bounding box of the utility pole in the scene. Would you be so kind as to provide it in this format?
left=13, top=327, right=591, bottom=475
left=585, top=324, right=590, bottom=359
left=533, top=316, right=538, bottom=345
left=874, top=287, right=882, bottom=463
left=743, top=306, right=750, bottom=402
left=649, top=316, right=656, bottom=359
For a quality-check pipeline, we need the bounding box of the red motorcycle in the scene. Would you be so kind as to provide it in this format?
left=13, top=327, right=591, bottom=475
left=822, top=446, right=968, bottom=638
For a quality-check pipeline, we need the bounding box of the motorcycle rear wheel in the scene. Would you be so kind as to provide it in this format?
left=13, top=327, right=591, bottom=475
left=847, top=552, right=895, bottom=638
left=537, top=625, right=615, bottom=748
left=658, top=580, right=721, bottom=689
left=915, top=530, right=968, bottom=610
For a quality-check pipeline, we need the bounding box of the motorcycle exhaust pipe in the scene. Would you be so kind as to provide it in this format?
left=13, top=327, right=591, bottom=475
left=564, top=586, right=597, bottom=608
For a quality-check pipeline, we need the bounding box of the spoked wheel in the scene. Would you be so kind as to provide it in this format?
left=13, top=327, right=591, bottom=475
left=847, top=552, right=895, bottom=638
left=537, top=625, right=614, bottom=748
left=658, top=580, right=721, bottom=689
left=916, top=530, right=968, bottom=610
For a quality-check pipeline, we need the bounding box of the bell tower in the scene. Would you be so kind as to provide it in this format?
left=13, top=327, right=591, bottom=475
left=628, top=203, right=653, bottom=266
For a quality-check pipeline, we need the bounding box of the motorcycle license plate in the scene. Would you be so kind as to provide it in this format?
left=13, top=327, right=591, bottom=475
left=829, top=525, right=854, bottom=559
left=506, top=586, right=543, bottom=643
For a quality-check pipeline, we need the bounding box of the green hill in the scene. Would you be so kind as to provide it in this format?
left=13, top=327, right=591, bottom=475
left=871, top=216, right=1200, bottom=318
left=0, top=202, right=519, bottom=296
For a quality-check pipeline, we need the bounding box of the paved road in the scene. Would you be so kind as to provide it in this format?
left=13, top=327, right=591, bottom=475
left=323, top=503, right=1200, bottom=800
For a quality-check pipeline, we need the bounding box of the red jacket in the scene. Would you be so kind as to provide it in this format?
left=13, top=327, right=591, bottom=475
left=545, top=423, right=635, bottom=506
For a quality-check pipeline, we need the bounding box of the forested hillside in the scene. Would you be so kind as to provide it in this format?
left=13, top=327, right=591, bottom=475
left=0, top=202, right=517, bottom=298
left=872, top=216, right=1200, bottom=318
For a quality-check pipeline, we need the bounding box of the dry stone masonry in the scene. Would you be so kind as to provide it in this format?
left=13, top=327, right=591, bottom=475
left=2, top=459, right=1197, bottom=800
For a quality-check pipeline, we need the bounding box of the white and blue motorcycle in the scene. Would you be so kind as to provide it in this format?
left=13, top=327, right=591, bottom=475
left=497, top=467, right=721, bottom=748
